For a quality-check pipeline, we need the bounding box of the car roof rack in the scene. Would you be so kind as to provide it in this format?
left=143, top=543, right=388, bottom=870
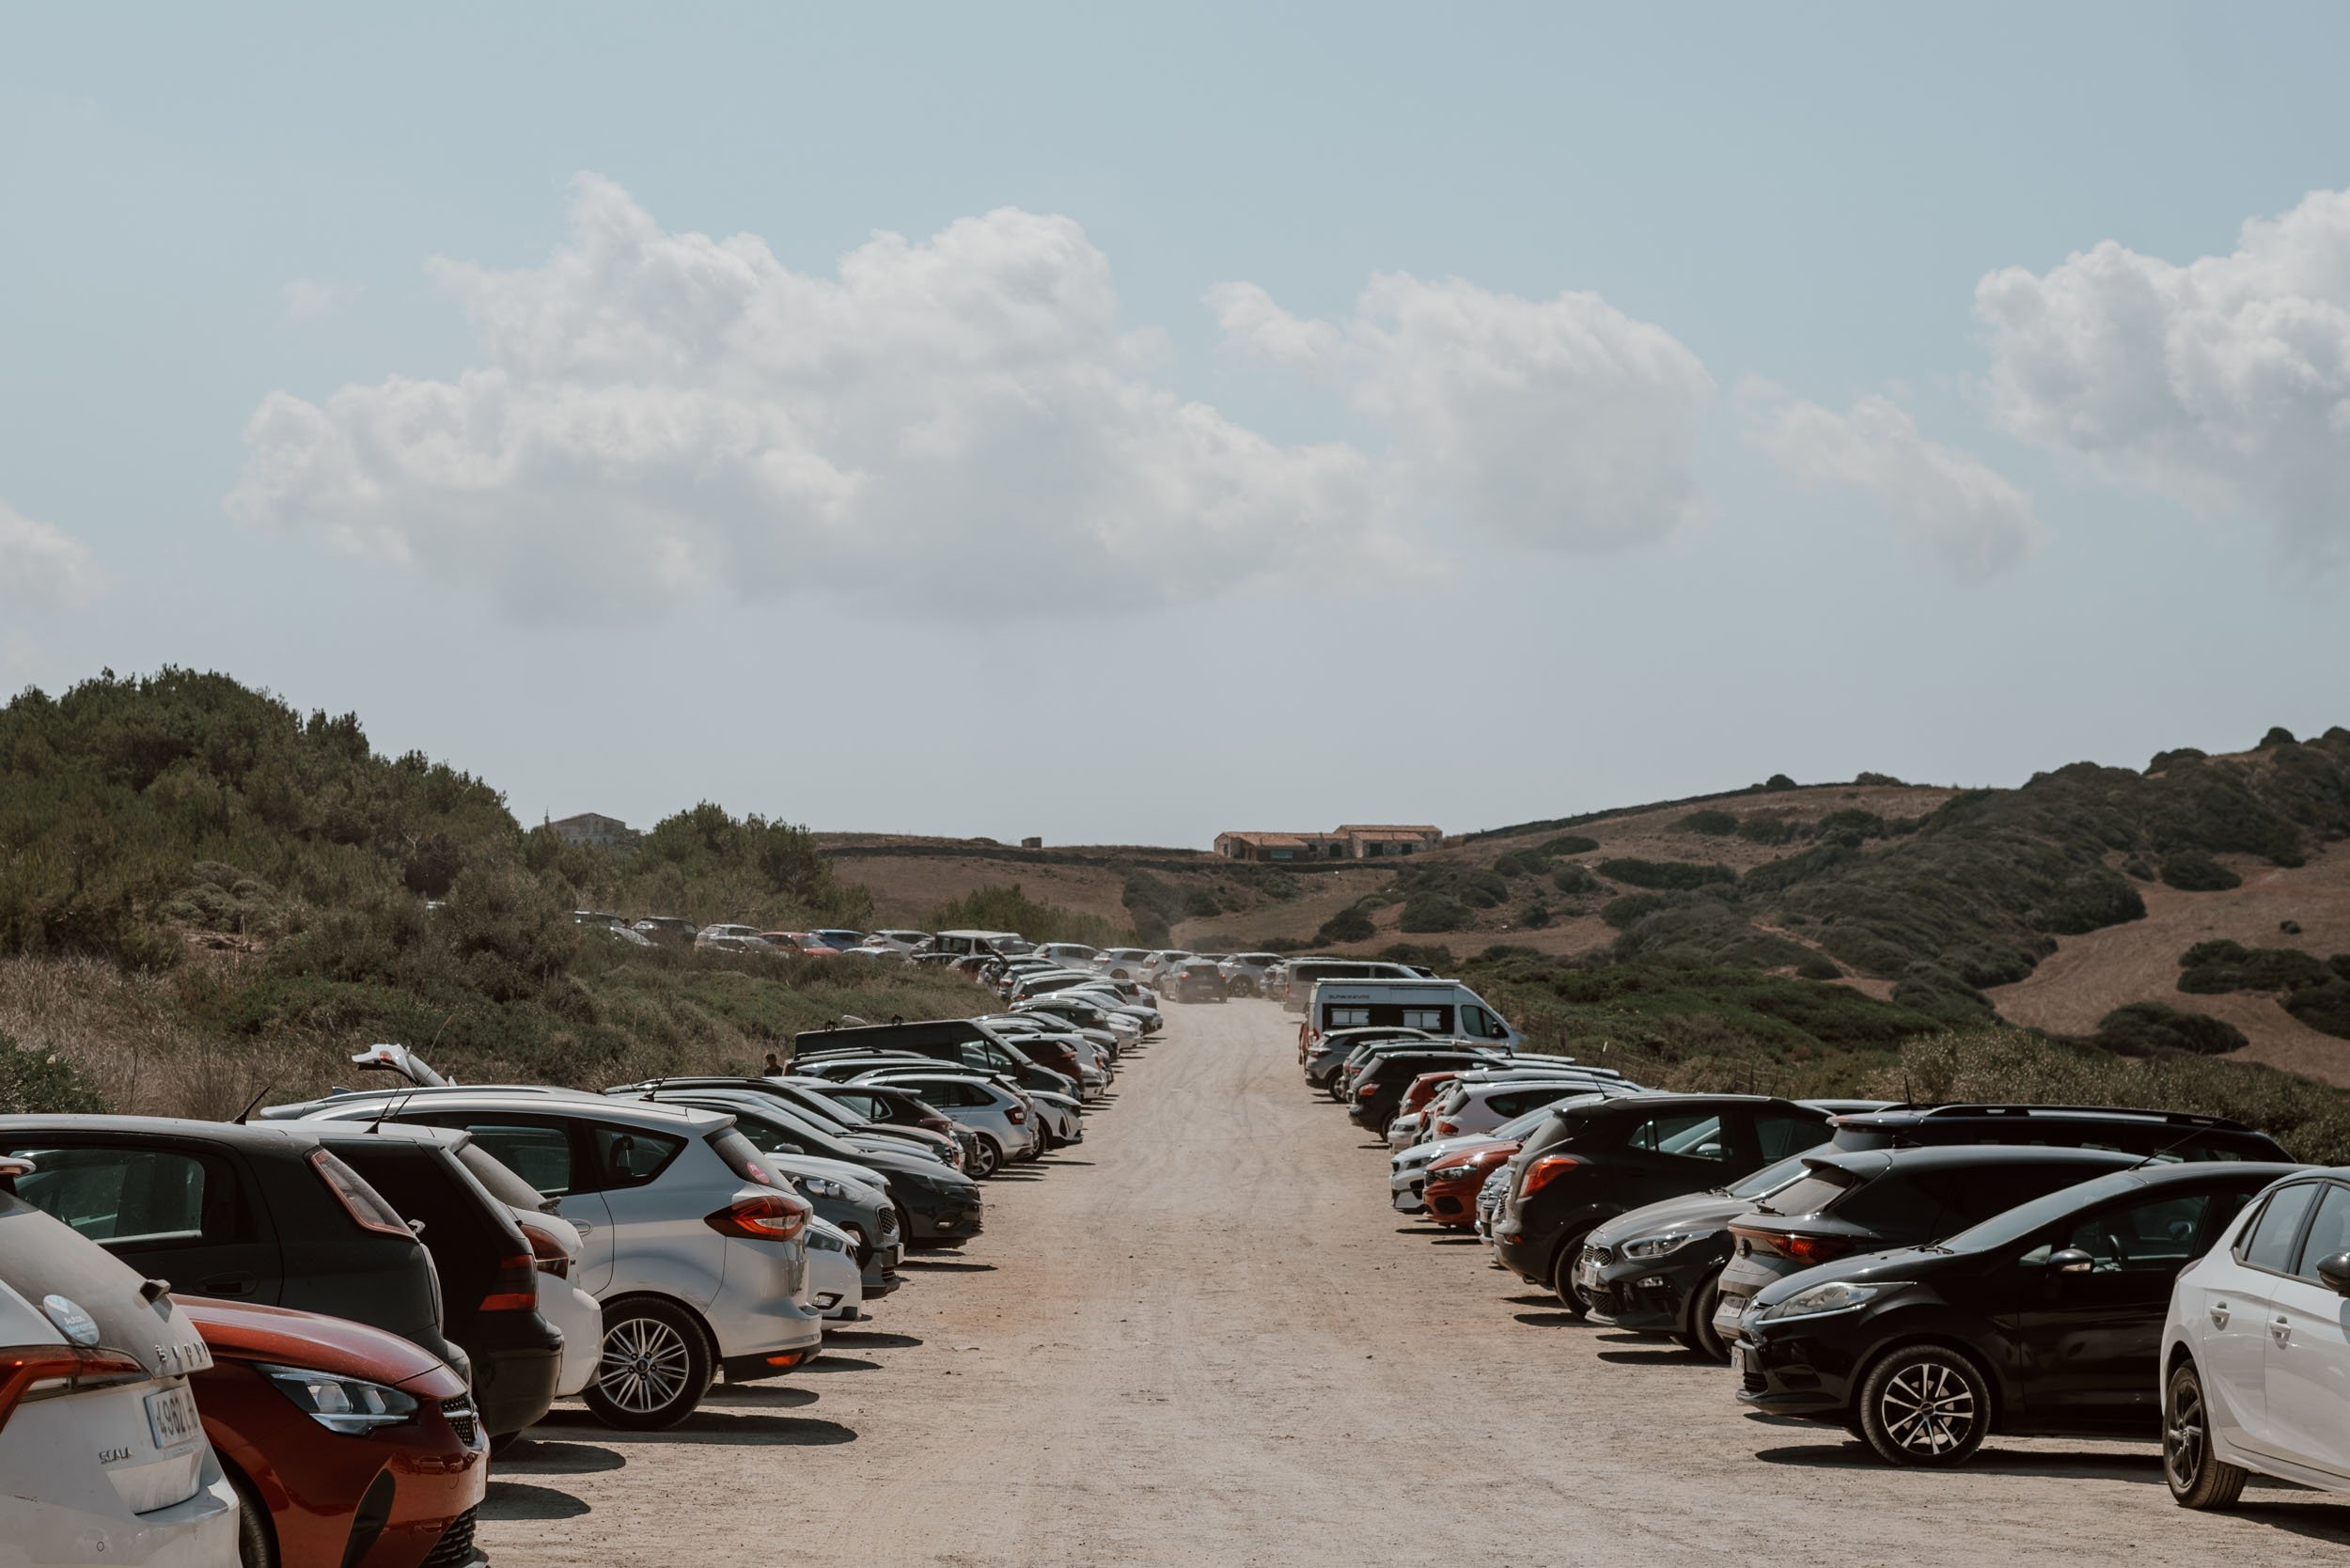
left=1836, top=1102, right=2254, bottom=1131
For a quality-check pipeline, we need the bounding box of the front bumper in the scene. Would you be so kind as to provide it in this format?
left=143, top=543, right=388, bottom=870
left=1419, top=1180, right=1483, bottom=1227
left=901, top=1191, right=986, bottom=1244
left=1575, top=1251, right=1697, bottom=1334
left=1731, top=1325, right=1853, bottom=1419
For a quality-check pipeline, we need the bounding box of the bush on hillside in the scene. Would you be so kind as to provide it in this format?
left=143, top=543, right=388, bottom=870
left=2160, top=851, right=2242, bottom=892
left=1380, top=942, right=1453, bottom=967
left=2261, top=727, right=2299, bottom=748
left=0, top=1031, right=104, bottom=1114
left=1541, top=835, right=1600, bottom=855
left=935, top=885, right=1123, bottom=949
left=2026, top=869, right=2146, bottom=935
left=1492, top=848, right=1555, bottom=877
left=1598, top=858, right=1735, bottom=891
left=2282, top=981, right=2350, bottom=1040
left=1601, top=893, right=1670, bottom=930
left=1519, top=901, right=1553, bottom=930
left=1889, top=963, right=1998, bottom=1027
left=1735, top=813, right=1805, bottom=846
left=1316, top=905, right=1375, bottom=945
left=1764, top=774, right=1798, bottom=792
left=1399, top=893, right=1469, bottom=933
left=1793, top=954, right=1842, bottom=981
left=2091, top=1003, right=2248, bottom=1058
left=1677, top=809, right=1740, bottom=837
left=1854, top=772, right=1906, bottom=787
left=1551, top=863, right=1603, bottom=896
left=1120, top=872, right=1183, bottom=946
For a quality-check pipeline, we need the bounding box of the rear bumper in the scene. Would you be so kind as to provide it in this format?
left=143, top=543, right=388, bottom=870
left=465, top=1330, right=565, bottom=1437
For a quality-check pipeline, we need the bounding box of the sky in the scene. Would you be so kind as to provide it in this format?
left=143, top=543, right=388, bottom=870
left=4, top=3, right=2349, bottom=847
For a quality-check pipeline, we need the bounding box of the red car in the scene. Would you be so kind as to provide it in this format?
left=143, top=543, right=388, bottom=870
left=1419, top=1139, right=1522, bottom=1227
left=184, top=1297, right=488, bottom=1568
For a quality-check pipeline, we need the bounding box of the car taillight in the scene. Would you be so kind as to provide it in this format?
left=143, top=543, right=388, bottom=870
left=308, top=1150, right=416, bottom=1239
left=1007, top=1105, right=1027, bottom=1124
left=705, top=1192, right=810, bottom=1243
left=1434, top=1120, right=1459, bottom=1136
left=0, top=1346, right=149, bottom=1431
left=1733, top=1226, right=1855, bottom=1265
left=1518, top=1154, right=1580, bottom=1198
left=479, top=1252, right=539, bottom=1312
left=520, top=1221, right=573, bottom=1278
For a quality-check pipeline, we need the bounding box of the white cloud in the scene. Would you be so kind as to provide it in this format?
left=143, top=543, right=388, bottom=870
left=0, top=499, right=106, bottom=610
left=279, top=277, right=359, bottom=323
left=1977, top=187, right=2350, bottom=572
left=1738, top=382, right=2044, bottom=581
left=228, top=176, right=1714, bottom=620
left=1210, top=274, right=1714, bottom=552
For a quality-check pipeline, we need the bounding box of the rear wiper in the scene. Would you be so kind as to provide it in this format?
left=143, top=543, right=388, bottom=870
left=1912, top=1243, right=1954, bottom=1255
left=1748, top=1202, right=1779, bottom=1216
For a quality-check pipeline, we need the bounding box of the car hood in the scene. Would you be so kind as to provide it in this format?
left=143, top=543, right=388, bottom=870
left=1746, top=1244, right=1952, bottom=1311
left=767, top=1153, right=890, bottom=1199
left=1589, top=1191, right=1755, bottom=1248
left=183, top=1297, right=462, bottom=1396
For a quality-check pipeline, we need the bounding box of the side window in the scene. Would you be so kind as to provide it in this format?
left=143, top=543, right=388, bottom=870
left=2293, top=1184, right=2350, bottom=1280
left=2241, top=1183, right=2321, bottom=1272
left=1755, top=1114, right=1822, bottom=1162
left=1623, top=1114, right=1729, bottom=1163
left=592, top=1125, right=687, bottom=1189
left=446, top=1121, right=577, bottom=1197
left=1328, top=1008, right=1371, bottom=1029
left=10, top=1145, right=237, bottom=1248
left=958, top=1044, right=994, bottom=1070
left=1401, top=1009, right=1450, bottom=1032
left=2022, top=1194, right=2214, bottom=1271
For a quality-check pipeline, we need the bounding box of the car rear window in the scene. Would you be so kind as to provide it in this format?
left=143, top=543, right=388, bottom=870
left=592, top=1125, right=687, bottom=1188
left=707, top=1129, right=778, bottom=1188
left=1759, top=1169, right=1855, bottom=1216
left=457, top=1144, right=555, bottom=1213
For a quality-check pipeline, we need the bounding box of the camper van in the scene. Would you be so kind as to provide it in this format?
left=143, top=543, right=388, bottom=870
left=1278, top=958, right=1428, bottom=1012
left=1303, top=978, right=1524, bottom=1054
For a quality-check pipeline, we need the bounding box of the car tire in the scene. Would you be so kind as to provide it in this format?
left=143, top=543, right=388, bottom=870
left=1856, top=1344, right=1992, bottom=1466
left=1548, top=1236, right=1591, bottom=1317
left=1686, top=1270, right=1730, bottom=1363
left=585, top=1297, right=712, bottom=1431
left=227, top=1464, right=276, bottom=1568
left=2165, top=1360, right=2248, bottom=1510
left=971, top=1137, right=1003, bottom=1178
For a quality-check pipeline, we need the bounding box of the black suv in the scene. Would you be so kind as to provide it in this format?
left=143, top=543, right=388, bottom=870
left=0, top=1116, right=466, bottom=1371
left=1492, top=1094, right=1834, bottom=1308
left=1828, top=1104, right=2290, bottom=1162
left=1736, top=1159, right=2300, bottom=1466
left=1345, top=1049, right=1512, bottom=1134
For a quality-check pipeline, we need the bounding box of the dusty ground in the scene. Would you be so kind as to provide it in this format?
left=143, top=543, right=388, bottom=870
left=481, top=999, right=2350, bottom=1566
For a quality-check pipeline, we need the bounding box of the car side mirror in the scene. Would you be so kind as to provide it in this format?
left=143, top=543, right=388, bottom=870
left=2048, top=1247, right=2095, bottom=1275
left=2317, top=1252, right=2350, bottom=1296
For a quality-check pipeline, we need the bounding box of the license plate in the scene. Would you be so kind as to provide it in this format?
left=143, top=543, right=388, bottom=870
left=145, top=1384, right=202, bottom=1450
left=1575, top=1262, right=1601, bottom=1290
left=1732, top=1343, right=1756, bottom=1378
left=878, top=1246, right=902, bottom=1269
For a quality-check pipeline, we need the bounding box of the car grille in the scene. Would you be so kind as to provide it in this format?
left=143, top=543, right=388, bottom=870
left=878, top=1207, right=901, bottom=1241
left=1742, top=1365, right=1767, bottom=1396
left=1582, top=1245, right=1611, bottom=1268
left=440, top=1394, right=478, bottom=1447
left=422, top=1508, right=480, bottom=1568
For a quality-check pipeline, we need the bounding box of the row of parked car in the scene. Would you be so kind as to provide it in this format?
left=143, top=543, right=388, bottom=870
left=1300, top=969, right=2350, bottom=1512
left=0, top=965, right=1160, bottom=1566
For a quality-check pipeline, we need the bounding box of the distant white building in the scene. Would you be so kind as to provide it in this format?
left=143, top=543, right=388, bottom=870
left=548, top=811, right=630, bottom=848
left=1214, top=823, right=1445, bottom=862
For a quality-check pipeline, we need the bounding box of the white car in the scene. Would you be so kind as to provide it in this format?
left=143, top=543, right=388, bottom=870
left=850, top=1071, right=1042, bottom=1174
left=695, top=923, right=776, bottom=953
left=303, top=1093, right=824, bottom=1429
left=1420, top=1074, right=1637, bottom=1142
left=1092, top=947, right=1155, bottom=980
left=2163, top=1170, right=2350, bottom=1507
left=454, top=1137, right=606, bottom=1402
left=805, top=1215, right=865, bottom=1321
left=1032, top=942, right=1102, bottom=970
left=1389, top=1102, right=1611, bottom=1213
left=0, top=1154, right=243, bottom=1564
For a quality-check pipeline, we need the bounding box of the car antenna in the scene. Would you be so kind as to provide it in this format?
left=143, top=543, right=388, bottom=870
left=231, top=1078, right=278, bottom=1124
left=2124, top=1126, right=2208, bottom=1172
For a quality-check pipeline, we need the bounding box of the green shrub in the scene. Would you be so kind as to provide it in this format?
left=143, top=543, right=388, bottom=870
left=0, top=1031, right=104, bottom=1113
left=1551, top=863, right=1602, bottom=896
left=1890, top=964, right=1998, bottom=1027
left=2183, top=939, right=2248, bottom=968
left=1677, top=809, right=1740, bottom=837
left=1540, top=835, right=1599, bottom=855
left=2148, top=748, right=2206, bottom=772
left=1597, top=858, right=1735, bottom=891
left=1794, top=954, right=1842, bottom=981
left=2284, top=980, right=2350, bottom=1040
left=1380, top=942, right=1453, bottom=967
left=1492, top=848, right=1555, bottom=877
left=938, top=885, right=1124, bottom=949
left=1519, top=902, right=1553, bottom=930
left=2159, top=851, right=2242, bottom=892
left=1601, top=893, right=1669, bottom=930
left=1736, top=813, right=1804, bottom=846
left=1182, top=888, right=1222, bottom=918
left=1316, top=905, right=1375, bottom=944
left=2121, top=855, right=2154, bottom=881
left=2090, top=1003, right=2248, bottom=1057
left=2261, top=727, right=2299, bottom=748
left=1764, top=774, right=1798, bottom=792
left=1399, top=893, right=1469, bottom=933
left=2026, top=870, right=2146, bottom=935
left=1854, top=772, right=1906, bottom=787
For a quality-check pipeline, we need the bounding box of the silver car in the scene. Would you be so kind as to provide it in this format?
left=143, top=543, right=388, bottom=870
left=302, top=1093, right=823, bottom=1430
left=849, top=1071, right=1042, bottom=1175
left=0, top=1154, right=243, bottom=1565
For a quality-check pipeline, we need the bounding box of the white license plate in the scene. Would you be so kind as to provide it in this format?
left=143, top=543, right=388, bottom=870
left=1575, top=1262, right=1601, bottom=1290
left=1732, top=1343, right=1756, bottom=1378
left=878, top=1246, right=902, bottom=1270
left=145, top=1384, right=202, bottom=1450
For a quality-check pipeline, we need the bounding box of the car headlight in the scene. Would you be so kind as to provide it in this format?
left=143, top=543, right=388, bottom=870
left=808, top=1228, right=850, bottom=1253
left=1618, top=1231, right=1701, bottom=1262
left=259, top=1363, right=419, bottom=1434
left=1428, top=1163, right=1478, bottom=1182
left=1759, top=1280, right=1893, bottom=1321
left=798, top=1176, right=850, bottom=1200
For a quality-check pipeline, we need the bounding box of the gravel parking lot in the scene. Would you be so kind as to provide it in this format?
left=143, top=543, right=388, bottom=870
left=481, top=1000, right=2350, bottom=1566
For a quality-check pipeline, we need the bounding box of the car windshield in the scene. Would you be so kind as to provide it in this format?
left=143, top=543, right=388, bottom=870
left=1936, top=1170, right=2148, bottom=1254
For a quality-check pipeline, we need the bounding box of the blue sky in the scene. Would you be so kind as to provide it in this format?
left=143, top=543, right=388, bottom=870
left=4, top=3, right=2347, bottom=845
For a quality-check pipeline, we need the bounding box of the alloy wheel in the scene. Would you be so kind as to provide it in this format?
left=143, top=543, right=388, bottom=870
left=2165, top=1376, right=2206, bottom=1493
left=1878, top=1360, right=1976, bottom=1457
left=601, top=1316, right=694, bottom=1417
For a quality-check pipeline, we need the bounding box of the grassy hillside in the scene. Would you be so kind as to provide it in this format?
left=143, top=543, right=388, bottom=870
left=0, top=670, right=989, bottom=1113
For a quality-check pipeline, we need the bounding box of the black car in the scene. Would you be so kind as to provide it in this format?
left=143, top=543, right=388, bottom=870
left=1827, top=1104, right=2291, bottom=1162
left=1577, top=1146, right=1823, bottom=1359
left=791, top=1019, right=1083, bottom=1100
left=1493, top=1095, right=1834, bottom=1309
left=309, top=1121, right=566, bottom=1440
left=1345, top=1049, right=1511, bottom=1133
left=1166, top=960, right=1229, bottom=1003
left=0, top=1115, right=467, bottom=1371
left=1736, top=1159, right=2301, bottom=1466
left=1714, top=1145, right=2150, bottom=1347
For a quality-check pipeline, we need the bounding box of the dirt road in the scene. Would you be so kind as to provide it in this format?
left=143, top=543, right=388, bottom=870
left=482, top=1000, right=2350, bottom=1565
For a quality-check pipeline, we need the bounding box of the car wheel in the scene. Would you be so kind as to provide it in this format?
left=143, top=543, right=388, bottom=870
left=1548, top=1237, right=1591, bottom=1317
left=1857, top=1344, right=1992, bottom=1466
left=227, top=1464, right=276, bottom=1568
left=585, top=1297, right=712, bottom=1431
left=971, top=1137, right=1003, bottom=1177
left=2165, top=1360, right=2248, bottom=1510
left=1686, top=1270, right=1730, bottom=1363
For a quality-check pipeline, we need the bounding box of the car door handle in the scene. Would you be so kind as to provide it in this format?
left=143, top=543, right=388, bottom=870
left=2273, top=1314, right=2293, bottom=1344
left=567, top=1219, right=593, bottom=1235
left=2209, top=1301, right=2231, bottom=1327
left=196, top=1271, right=258, bottom=1297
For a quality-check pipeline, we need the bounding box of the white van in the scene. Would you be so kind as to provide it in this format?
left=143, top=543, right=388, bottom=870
left=1278, top=958, right=1427, bottom=1012
left=933, top=929, right=1026, bottom=956
left=1304, top=978, right=1524, bottom=1053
